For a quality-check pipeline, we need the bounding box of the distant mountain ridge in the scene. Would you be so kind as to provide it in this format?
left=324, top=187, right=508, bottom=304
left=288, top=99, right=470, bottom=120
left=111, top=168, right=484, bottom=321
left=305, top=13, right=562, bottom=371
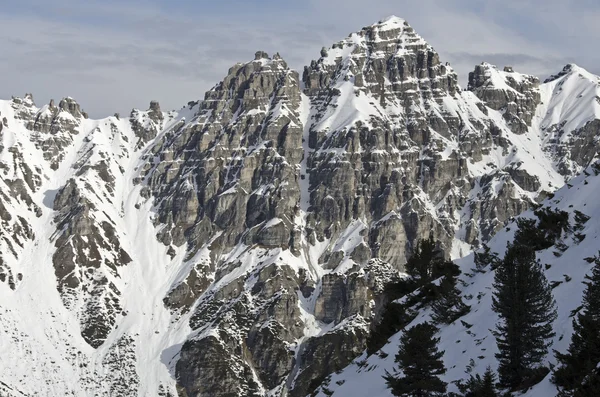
left=0, top=15, right=599, bottom=397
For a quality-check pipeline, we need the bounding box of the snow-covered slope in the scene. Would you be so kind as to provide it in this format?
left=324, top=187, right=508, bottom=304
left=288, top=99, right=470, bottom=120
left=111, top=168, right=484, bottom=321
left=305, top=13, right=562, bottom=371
left=0, top=96, right=194, bottom=395
left=312, top=159, right=600, bottom=397
left=538, top=64, right=600, bottom=176
left=0, top=15, right=599, bottom=397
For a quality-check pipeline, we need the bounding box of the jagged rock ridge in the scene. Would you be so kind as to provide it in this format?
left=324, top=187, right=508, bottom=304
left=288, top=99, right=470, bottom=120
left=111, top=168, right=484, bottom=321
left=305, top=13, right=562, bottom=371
left=0, top=15, right=599, bottom=397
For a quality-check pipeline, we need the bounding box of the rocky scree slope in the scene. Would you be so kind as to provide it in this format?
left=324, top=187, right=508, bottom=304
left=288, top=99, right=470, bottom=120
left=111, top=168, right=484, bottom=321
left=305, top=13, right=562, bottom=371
left=0, top=15, right=599, bottom=397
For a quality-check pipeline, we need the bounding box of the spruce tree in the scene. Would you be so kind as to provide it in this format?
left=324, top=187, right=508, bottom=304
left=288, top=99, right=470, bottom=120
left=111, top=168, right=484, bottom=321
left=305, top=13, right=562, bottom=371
left=477, top=366, right=499, bottom=397
left=462, top=366, right=499, bottom=397
left=384, top=322, right=447, bottom=397
left=553, top=255, right=600, bottom=394
left=492, top=242, right=558, bottom=390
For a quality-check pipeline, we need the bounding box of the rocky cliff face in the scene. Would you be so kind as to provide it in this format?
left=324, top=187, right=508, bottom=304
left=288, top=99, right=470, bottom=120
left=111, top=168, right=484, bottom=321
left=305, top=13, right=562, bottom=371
left=468, top=63, right=541, bottom=134
left=1, top=15, right=599, bottom=397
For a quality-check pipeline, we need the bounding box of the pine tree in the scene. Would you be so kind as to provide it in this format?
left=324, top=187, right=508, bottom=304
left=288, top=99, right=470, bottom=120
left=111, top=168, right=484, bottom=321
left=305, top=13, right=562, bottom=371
left=384, top=322, right=447, bottom=397
left=553, top=255, right=600, bottom=394
left=492, top=242, right=558, bottom=390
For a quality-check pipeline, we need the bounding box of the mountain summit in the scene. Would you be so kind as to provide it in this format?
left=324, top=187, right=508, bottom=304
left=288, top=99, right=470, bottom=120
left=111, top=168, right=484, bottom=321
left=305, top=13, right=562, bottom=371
left=1, top=16, right=599, bottom=397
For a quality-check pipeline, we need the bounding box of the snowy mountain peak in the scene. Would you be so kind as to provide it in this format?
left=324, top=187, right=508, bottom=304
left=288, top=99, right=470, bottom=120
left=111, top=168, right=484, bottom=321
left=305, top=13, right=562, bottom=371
left=563, top=63, right=586, bottom=74
left=1, top=15, right=600, bottom=397
left=535, top=64, right=600, bottom=176
left=468, top=62, right=540, bottom=95
left=148, top=100, right=161, bottom=111
left=304, top=14, right=456, bottom=103
left=467, top=62, right=541, bottom=134
left=254, top=50, right=270, bottom=60
left=22, top=92, right=35, bottom=104
left=312, top=14, right=432, bottom=72
left=57, top=96, right=86, bottom=119
left=540, top=64, right=600, bottom=127
left=373, top=15, right=408, bottom=29
left=362, top=15, right=428, bottom=48
left=545, top=63, right=600, bottom=83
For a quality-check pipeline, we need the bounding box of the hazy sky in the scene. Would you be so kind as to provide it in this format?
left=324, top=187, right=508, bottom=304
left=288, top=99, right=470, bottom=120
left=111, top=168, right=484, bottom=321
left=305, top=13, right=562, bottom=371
left=1, top=0, right=598, bottom=117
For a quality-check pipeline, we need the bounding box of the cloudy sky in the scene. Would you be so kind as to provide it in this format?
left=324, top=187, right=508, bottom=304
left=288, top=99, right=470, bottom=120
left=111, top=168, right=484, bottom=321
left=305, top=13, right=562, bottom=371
left=1, top=0, right=598, bottom=117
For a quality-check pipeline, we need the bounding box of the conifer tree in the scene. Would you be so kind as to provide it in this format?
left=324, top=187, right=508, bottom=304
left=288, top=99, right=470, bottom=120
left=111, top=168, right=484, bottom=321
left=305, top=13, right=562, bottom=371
left=572, top=368, right=600, bottom=397
left=367, top=235, right=459, bottom=355
left=431, top=274, right=470, bottom=324
left=406, top=234, right=459, bottom=283
left=366, top=301, right=416, bottom=355
left=554, top=255, right=600, bottom=394
left=406, top=234, right=439, bottom=282
left=462, top=366, right=499, bottom=397
left=384, top=322, right=447, bottom=397
left=404, top=235, right=469, bottom=324
left=477, top=367, right=499, bottom=397
left=474, top=243, right=501, bottom=271
left=492, top=242, right=558, bottom=390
